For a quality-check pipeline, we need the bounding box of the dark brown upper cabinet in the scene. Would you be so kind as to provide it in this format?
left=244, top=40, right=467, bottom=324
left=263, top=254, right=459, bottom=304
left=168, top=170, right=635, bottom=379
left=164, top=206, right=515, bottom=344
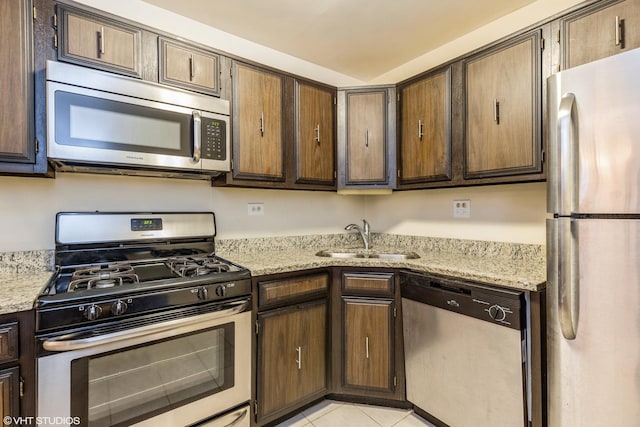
left=0, top=0, right=39, bottom=174
left=397, top=66, right=452, bottom=187
left=463, top=30, right=543, bottom=179
left=337, top=86, right=397, bottom=190
left=213, top=61, right=336, bottom=190
left=231, top=61, right=285, bottom=182
left=560, top=0, right=640, bottom=70
left=295, top=81, right=336, bottom=186
left=57, top=4, right=142, bottom=78
left=158, top=36, right=220, bottom=96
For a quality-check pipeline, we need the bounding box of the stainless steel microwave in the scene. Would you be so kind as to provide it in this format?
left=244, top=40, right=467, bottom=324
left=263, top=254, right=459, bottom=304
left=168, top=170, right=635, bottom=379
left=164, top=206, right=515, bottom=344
left=46, top=60, right=230, bottom=179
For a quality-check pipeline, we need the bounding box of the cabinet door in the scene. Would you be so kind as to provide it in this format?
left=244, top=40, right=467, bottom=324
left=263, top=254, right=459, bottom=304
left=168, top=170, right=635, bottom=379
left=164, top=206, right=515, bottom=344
left=232, top=62, right=284, bottom=181
left=562, top=0, right=640, bottom=69
left=58, top=6, right=142, bottom=77
left=257, top=301, right=327, bottom=421
left=159, top=37, right=220, bottom=96
left=0, top=367, right=19, bottom=426
left=464, top=31, right=541, bottom=178
left=342, top=297, right=394, bottom=392
left=295, top=82, right=335, bottom=185
left=0, top=0, right=35, bottom=165
left=399, top=67, right=452, bottom=184
left=346, top=90, right=388, bottom=185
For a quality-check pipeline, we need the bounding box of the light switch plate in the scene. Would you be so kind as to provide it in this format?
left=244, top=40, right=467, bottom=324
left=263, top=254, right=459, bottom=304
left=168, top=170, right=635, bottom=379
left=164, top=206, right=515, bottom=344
left=453, top=199, right=471, bottom=218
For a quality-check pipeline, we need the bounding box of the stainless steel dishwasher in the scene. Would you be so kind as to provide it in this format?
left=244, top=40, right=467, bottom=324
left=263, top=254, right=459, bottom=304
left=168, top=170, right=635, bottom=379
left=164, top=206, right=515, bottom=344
left=401, top=272, right=529, bottom=427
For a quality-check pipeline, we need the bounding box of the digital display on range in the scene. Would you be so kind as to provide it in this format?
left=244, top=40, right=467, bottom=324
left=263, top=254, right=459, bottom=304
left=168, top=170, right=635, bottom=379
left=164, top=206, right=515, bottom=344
left=131, top=218, right=163, bottom=231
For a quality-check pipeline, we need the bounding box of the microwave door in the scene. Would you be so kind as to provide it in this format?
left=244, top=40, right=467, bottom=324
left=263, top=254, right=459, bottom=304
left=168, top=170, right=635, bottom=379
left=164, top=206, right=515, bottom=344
left=47, top=81, right=203, bottom=171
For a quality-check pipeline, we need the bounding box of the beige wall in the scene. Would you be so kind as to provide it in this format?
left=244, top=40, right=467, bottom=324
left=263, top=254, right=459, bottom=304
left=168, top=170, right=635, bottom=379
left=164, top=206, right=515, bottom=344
left=0, top=0, right=581, bottom=251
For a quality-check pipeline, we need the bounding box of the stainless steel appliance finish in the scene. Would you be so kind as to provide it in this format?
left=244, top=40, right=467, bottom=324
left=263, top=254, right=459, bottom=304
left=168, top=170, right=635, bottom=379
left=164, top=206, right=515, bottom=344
left=46, top=60, right=230, bottom=179
left=401, top=272, right=527, bottom=427
left=547, top=48, right=640, bottom=426
left=35, top=212, right=252, bottom=427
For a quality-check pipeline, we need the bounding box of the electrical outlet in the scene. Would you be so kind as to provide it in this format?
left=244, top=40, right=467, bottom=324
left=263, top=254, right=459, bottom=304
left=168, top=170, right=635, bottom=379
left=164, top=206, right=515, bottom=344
left=248, top=203, right=264, bottom=216
left=453, top=199, right=471, bottom=218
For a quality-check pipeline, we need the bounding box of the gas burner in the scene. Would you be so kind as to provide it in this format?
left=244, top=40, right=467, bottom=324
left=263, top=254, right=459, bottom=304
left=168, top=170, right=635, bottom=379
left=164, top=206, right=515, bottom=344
left=167, top=255, right=231, bottom=278
left=68, top=264, right=139, bottom=292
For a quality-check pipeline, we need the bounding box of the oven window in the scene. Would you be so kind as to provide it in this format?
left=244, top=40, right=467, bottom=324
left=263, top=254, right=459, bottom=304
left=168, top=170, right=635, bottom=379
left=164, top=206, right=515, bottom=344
left=72, top=323, right=234, bottom=427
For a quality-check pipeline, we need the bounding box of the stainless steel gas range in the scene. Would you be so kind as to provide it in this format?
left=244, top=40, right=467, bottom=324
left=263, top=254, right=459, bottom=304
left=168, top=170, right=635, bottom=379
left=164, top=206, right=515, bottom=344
left=35, top=212, right=251, bottom=427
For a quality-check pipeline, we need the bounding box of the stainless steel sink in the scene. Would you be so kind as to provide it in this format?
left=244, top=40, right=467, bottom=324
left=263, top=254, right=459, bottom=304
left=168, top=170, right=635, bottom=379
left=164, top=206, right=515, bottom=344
left=315, top=249, right=420, bottom=259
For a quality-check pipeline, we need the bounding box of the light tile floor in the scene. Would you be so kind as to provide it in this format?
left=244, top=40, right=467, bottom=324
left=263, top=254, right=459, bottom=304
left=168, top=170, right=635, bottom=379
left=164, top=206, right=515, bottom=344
left=275, top=400, right=436, bottom=427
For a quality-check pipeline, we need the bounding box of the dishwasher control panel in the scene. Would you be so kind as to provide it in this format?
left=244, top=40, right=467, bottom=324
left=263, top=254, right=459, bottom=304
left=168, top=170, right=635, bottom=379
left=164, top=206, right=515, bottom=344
left=400, top=272, right=524, bottom=330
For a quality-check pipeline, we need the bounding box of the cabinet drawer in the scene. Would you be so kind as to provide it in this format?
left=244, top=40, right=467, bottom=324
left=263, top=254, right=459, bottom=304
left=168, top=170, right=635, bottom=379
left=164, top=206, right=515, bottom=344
left=259, top=273, right=328, bottom=308
left=342, top=272, right=394, bottom=295
left=0, top=322, right=18, bottom=365
left=159, top=37, right=220, bottom=96
left=58, top=5, right=142, bottom=77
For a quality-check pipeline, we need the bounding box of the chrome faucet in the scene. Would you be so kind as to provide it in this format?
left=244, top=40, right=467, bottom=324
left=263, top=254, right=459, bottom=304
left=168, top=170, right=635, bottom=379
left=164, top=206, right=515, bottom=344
left=345, top=219, right=371, bottom=250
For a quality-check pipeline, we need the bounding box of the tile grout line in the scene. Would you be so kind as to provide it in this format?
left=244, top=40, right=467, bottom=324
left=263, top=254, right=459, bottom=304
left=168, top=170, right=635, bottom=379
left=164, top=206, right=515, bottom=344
left=352, top=403, right=384, bottom=427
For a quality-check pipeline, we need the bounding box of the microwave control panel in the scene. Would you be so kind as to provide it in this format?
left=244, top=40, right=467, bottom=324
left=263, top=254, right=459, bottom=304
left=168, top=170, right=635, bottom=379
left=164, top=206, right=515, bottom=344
left=202, top=118, right=227, bottom=160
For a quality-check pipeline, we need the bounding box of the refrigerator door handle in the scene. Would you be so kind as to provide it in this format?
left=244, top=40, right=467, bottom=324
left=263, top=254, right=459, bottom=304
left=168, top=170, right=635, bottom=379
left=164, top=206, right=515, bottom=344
left=558, top=218, right=579, bottom=340
left=558, top=93, right=578, bottom=215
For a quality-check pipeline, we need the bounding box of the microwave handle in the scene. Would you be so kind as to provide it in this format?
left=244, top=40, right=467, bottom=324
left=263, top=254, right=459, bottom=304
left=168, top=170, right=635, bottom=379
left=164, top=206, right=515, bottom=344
left=192, top=110, right=202, bottom=163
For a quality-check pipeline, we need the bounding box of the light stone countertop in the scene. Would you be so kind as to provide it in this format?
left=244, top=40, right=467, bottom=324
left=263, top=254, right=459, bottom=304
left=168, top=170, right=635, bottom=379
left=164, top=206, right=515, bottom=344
left=0, top=271, right=53, bottom=315
left=0, top=234, right=546, bottom=315
left=218, top=246, right=546, bottom=292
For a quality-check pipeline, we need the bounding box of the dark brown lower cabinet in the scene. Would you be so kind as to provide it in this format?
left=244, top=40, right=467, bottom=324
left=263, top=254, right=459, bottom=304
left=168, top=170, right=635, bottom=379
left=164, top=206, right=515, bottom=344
left=256, top=299, right=327, bottom=424
left=0, top=367, right=19, bottom=425
left=342, top=297, right=394, bottom=392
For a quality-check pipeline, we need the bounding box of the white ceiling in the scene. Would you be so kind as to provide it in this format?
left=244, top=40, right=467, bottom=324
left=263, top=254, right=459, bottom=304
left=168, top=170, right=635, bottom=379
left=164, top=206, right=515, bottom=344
left=143, top=0, right=535, bottom=81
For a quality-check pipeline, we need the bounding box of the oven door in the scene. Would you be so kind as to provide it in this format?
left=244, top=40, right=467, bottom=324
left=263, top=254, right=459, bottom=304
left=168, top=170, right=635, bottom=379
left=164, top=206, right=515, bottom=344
left=37, top=301, right=251, bottom=427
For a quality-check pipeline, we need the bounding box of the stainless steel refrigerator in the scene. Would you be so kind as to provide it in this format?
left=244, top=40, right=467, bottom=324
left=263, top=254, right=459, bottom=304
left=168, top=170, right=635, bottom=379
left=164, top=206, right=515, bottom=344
left=547, top=47, right=640, bottom=426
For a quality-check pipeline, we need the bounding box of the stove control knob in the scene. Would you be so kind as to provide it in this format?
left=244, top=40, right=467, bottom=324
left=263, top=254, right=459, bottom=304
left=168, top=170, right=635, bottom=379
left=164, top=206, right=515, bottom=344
left=197, top=287, right=209, bottom=301
left=215, top=285, right=226, bottom=297
left=111, top=300, right=128, bottom=316
left=84, top=304, right=102, bottom=321
left=488, top=304, right=507, bottom=322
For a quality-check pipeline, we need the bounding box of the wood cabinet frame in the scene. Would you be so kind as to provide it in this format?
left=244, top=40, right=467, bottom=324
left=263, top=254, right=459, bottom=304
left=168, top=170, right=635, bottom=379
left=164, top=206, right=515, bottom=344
left=56, top=4, right=143, bottom=78
left=397, top=65, right=453, bottom=186
left=462, top=29, right=543, bottom=180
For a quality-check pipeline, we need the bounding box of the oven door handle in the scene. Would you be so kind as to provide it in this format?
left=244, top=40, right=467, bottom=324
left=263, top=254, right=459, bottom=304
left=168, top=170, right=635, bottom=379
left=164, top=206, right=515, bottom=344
left=42, top=299, right=249, bottom=352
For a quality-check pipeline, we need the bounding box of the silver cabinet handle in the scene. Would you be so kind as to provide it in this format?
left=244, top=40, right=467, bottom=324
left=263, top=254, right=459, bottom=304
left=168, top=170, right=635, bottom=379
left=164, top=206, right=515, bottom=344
left=295, top=346, right=302, bottom=369
left=365, top=129, right=369, bottom=148
left=557, top=93, right=577, bottom=214
left=260, top=112, right=264, bottom=137
left=192, top=110, right=202, bottom=163
left=418, top=119, right=424, bottom=140
left=615, top=15, right=622, bottom=47
left=365, top=336, right=369, bottom=359
left=493, top=99, right=500, bottom=125
left=189, top=55, right=195, bottom=80
left=558, top=218, right=579, bottom=340
left=224, top=408, right=248, bottom=427
left=98, top=26, right=105, bottom=56
left=314, top=124, right=320, bottom=143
